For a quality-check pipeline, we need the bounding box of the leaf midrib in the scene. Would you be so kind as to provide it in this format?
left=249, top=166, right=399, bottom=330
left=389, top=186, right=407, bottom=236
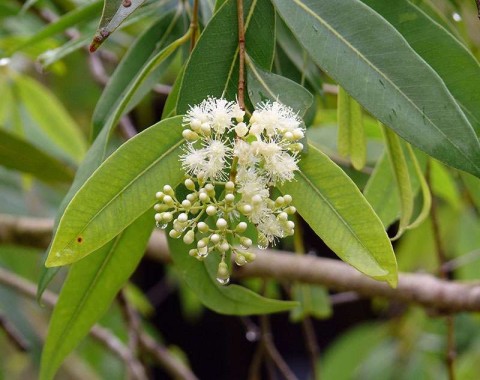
left=288, top=0, right=480, bottom=171
left=56, top=136, right=183, bottom=254
left=297, top=144, right=384, bottom=271
left=44, top=234, right=122, bottom=376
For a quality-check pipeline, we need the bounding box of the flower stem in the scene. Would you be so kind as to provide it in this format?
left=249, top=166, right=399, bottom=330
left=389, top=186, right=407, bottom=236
left=189, top=0, right=199, bottom=51
left=236, top=0, right=246, bottom=110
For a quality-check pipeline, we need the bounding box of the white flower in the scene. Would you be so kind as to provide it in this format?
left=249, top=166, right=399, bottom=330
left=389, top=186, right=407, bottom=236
left=234, top=140, right=256, bottom=167
left=250, top=101, right=302, bottom=137
left=263, top=151, right=298, bottom=183
left=257, top=213, right=283, bottom=244
left=181, top=138, right=232, bottom=181
left=183, top=97, right=239, bottom=135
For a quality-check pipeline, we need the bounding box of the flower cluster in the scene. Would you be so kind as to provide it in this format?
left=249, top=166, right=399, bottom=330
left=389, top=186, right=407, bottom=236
left=154, top=97, right=304, bottom=285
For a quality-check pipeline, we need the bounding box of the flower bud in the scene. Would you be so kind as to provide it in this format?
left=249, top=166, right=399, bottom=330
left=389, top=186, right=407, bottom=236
left=163, top=185, right=174, bottom=196
left=206, top=205, right=217, bottom=216
left=225, top=181, right=235, bottom=192
left=184, top=178, right=195, bottom=190
left=177, top=213, right=188, bottom=223
left=197, top=222, right=209, bottom=233
left=169, top=229, right=181, bottom=239
left=216, top=218, right=228, bottom=230
left=155, top=191, right=164, bottom=200
left=183, top=230, right=195, bottom=245
left=235, top=222, right=248, bottom=233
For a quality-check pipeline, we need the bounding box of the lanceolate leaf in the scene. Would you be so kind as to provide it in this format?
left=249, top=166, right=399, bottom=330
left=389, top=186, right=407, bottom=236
left=176, top=0, right=275, bottom=113
left=13, top=75, right=87, bottom=164
left=40, top=212, right=153, bottom=380
left=0, top=128, right=74, bottom=183
left=337, top=87, right=366, bottom=170
left=360, top=0, right=480, bottom=136
left=89, top=0, right=147, bottom=52
left=246, top=57, right=313, bottom=117
left=168, top=237, right=297, bottom=315
left=273, top=0, right=480, bottom=178
left=280, top=144, right=397, bottom=286
left=45, top=116, right=184, bottom=267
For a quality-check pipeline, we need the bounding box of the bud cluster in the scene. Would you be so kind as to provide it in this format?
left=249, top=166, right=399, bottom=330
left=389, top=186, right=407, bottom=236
left=155, top=97, right=304, bottom=285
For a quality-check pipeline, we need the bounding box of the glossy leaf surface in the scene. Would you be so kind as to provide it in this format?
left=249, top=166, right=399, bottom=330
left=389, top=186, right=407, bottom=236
left=280, top=144, right=397, bottom=286
left=273, top=0, right=480, bottom=177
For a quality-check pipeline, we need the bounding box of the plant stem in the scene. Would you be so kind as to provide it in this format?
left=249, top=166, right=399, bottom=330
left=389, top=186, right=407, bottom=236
left=427, top=160, right=456, bottom=380
left=236, top=0, right=246, bottom=110
left=189, top=0, right=199, bottom=51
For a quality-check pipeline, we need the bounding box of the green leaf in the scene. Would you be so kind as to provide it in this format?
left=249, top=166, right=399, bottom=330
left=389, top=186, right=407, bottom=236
left=9, top=1, right=102, bottom=54
left=382, top=125, right=413, bottom=240
left=363, top=151, right=400, bottom=228
left=0, top=128, right=74, bottom=183
left=13, top=75, right=87, bottom=164
left=168, top=236, right=297, bottom=315
left=360, top=0, right=480, bottom=137
left=337, top=87, right=366, bottom=170
left=246, top=57, right=313, bottom=116
left=45, top=116, right=184, bottom=267
left=290, top=284, right=332, bottom=322
left=461, top=172, right=480, bottom=213
left=38, top=35, right=91, bottom=68
left=92, top=8, right=182, bottom=139
left=40, top=212, right=153, bottom=380
left=89, top=0, right=147, bottom=52
left=177, top=0, right=275, bottom=113
left=280, top=144, right=397, bottom=286
left=273, top=0, right=480, bottom=177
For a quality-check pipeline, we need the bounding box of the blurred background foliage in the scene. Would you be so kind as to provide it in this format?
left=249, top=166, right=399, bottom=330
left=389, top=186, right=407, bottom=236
left=1, top=0, right=480, bottom=379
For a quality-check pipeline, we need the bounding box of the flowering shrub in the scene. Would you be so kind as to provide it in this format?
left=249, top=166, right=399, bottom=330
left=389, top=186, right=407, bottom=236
left=154, top=98, right=304, bottom=283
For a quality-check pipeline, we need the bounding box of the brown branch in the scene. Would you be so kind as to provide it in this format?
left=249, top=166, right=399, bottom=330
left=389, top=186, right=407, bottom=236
left=138, top=332, right=199, bottom=380
left=236, top=0, right=246, bottom=110
left=3, top=214, right=480, bottom=312
left=0, top=313, right=30, bottom=351
left=117, top=290, right=141, bottom=369
left=189, top=0, right=199, bottom=52
left=0, top=266, right=147, bottom=379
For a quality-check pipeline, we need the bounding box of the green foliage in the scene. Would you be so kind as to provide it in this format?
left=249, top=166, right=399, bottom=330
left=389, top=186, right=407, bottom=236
left=1, top=0, right=480, bottom=378
left=280, top=144, right=397, bottom=286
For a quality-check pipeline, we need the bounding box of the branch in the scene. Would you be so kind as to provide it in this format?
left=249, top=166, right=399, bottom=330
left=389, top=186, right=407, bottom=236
left=2, top=214, right=480, bottom=312
left=0, top=266, right=147, bottom=379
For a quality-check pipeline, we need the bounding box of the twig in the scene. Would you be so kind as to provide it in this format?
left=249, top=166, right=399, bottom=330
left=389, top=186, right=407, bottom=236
left=476, top=0, right=480, bottom=19
left=236, top=0, right=246, bottom=110
left=189, top=0, right=199, bottom=52
left=301, top=317, right=319, bottom=380
left=0, top=266, right=147, bottom=379
left=260, top=314, right=299, bottom=380
left=117, top=290, right=141, bottom=367
left=428, top=161, right=456, bottom=380
left=138, top=331, right=199, bottom=380
left=247, top=339, right=266, bottom=380
left=3, top=215, right=480, bottom=312
left=0, top=313, right=30, bottom=351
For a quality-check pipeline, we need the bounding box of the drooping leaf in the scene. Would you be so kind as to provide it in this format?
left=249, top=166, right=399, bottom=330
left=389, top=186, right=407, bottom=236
left=461, top=172, right=480, bottom=213
left=176, top=0, right=275, bottom=113
left=364, top=151, right=400, bottom=228
left=45, top=116, right=184, bottom=267
left=382, top=125, right=413, bottom=240
left=246, top=57, right=313, bottom=117
left=0, top=128, right=74, bottom=183
left=13, top=75, right=87, bottom=164
left=280, top=144, right=398, bottom=286
left=337, top=86, right=366, bottom=170
left=92, top=7, right=183, bottom=138
left=89, top=0, right=147, bottom=52
left=168, top=236, right=297, bottom=315
left=40, top=212, right=153, bottom=380
left=360, top=0, right=480, bottom=137
left=273, top=0, right=480, bottom=177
